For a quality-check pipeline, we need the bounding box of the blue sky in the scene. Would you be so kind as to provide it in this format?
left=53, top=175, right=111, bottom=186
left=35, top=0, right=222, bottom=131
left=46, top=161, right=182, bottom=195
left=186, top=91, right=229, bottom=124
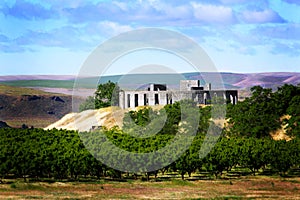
left=1, top=0, right=300, bottom=75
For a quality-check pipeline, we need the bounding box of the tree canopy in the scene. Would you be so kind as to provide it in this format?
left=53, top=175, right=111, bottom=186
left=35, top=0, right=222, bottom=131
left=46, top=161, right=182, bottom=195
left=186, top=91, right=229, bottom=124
left=226, top=84, right=300, bottom=138
left=79, top=81, right=120, bottom=111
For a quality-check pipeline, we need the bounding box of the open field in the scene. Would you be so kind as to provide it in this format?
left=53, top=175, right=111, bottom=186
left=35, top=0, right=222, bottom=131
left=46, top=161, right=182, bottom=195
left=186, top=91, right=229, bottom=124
left=0, top=84, right=65, bottom=96
left=0, top=80, right=77, bottom=89
left=1, top=72, right=299, bottom=90
left=0, top=176, right=299, bottom=199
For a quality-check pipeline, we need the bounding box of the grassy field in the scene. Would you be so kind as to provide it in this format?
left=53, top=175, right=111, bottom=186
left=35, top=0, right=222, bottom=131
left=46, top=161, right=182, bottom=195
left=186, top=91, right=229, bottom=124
left=4, top=117, right=56, bottom=128
left=0, top=176, right=299, bottom=199
left=0, top=84, right=62, bottom=96
left=0, top=80, right=77, bottom=89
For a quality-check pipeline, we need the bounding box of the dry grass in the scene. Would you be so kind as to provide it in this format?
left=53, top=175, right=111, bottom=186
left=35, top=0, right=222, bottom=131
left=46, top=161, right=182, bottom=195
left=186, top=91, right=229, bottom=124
left=1, top=177, right=299, bottom=199
left=270, top=115, right=292, bottom=141
left=0, top=84, right=64, bottom=96
left=4, top=117, right=56, bottom=128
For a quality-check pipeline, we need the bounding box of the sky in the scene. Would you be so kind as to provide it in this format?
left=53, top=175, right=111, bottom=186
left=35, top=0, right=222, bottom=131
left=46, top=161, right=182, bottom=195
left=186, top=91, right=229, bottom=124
left=0, top=0, right=300, bottom=75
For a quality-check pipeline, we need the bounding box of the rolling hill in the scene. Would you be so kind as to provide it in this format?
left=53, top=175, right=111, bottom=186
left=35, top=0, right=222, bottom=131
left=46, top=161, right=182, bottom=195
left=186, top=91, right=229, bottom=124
left=0, top=84, right=82, bottom=128
left=0, top=72, right=299, bottom=128
left=1, top=72, right=299, bottom=91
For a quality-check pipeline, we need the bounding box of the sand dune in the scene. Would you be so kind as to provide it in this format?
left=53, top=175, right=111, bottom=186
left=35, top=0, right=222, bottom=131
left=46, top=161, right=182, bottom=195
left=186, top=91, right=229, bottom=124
left=45, top=105, right=166, bottom=132
left=45, top=107, right=125, bottom=132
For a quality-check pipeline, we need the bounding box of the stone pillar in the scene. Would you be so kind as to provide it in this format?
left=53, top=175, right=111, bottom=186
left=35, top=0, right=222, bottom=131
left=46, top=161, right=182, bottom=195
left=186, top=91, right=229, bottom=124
left=130, top=92, right=135, bottom=108
left=204, top=92, right=207, bottom=105
left=205, top=83, right=211, bottom=90
left=125, top=93, right=130, bottom=109
left=119, top=91, right=125, bottom=109
left=138, top=93, right=144, bottom=107
left=230, top=94, right=233, bottom=104
left=148, top=92, right=155, bottom=106
left=150, top=84, right=154, bottom=91
left=159, top=92, right=167, bottom=106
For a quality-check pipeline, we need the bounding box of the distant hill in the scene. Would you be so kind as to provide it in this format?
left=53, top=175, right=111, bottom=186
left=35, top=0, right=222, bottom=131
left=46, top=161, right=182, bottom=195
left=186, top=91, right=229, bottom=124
left=0, top=84, right=82, bottom=128
left=1, top=72, right=299, bottom=128
left=1, top=72, right=299, bottom=91
left=0, top=75, right=75, bottom=81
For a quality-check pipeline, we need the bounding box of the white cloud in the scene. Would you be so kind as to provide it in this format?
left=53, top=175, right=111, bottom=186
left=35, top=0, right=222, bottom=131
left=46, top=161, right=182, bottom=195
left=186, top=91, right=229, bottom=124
left=112, top=1, right=128, bottom=11
left=93, top=21, right=133, bottom=37
left=191, top=2, right=234, bottom=24
left=220, top=0, right=247, bottom=4
left=241, top=9, right=285, bottom=24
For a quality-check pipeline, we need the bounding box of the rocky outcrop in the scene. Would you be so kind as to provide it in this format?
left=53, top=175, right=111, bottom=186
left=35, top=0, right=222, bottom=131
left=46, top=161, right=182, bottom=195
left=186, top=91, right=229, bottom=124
left=21, top=95, right=42, bottom=101
left=0, top=121, right=10, bottom=128
left=51, top=96, right=65, bottom=103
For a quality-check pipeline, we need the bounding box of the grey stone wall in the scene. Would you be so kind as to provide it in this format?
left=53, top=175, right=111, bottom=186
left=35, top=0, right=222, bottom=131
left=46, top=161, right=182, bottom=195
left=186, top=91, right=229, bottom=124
left=118, top=81, right=238, bottom=109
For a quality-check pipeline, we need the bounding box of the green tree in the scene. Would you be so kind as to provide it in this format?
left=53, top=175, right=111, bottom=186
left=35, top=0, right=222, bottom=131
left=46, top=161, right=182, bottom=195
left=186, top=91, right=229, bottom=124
left=269, top=140, right=294, bottom=176
left=286, top=96, right=300, bottom=137
left=79, top=96, right=95, bottom=112
left=239, top=138, right=269, bottom=175
left=226, top=86, right=280, bottom=138
left=273, top=84, right=300, bottom=115
left=95, top=81, right=120, bottom=109
left=79, top=81, right=120, bottom=111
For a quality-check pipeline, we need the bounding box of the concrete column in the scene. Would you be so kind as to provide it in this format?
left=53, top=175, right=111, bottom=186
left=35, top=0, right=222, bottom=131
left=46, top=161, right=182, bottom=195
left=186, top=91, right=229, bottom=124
left=230, top=95, right=233, bottom=104
left=119, top=91, right=125, bottom=109
left=150, top=84, right=154, bottom=91
left=130, top=93, right=135, bottom=108
left=148, top=92, right=155, bottom=106
left=125, top=93, right=130, bottom=109
left=159, top=92, right=167, bottom=106
left=205, top=83, right=211, bottom=90
left=138, top=93, right=144, bottom=107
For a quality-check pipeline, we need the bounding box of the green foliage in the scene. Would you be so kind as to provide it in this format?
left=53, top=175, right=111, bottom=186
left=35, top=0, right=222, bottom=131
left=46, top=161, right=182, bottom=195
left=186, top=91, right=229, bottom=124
left=226, top=84, right=300, bottom=138
left=79, top=96, right=95, bottom=111
left=1, top=84, right=300, bottom=181
left=286, top=95, right=300, bottom=137
left=238, top=138, right=270, bottom=175
left=0, top=129, right=300, bottom=181
left=95, top=81, right=120, bottom=109
left=79, top=81, right=120, bottom=111
left=0, top=128, right=103, bottom=181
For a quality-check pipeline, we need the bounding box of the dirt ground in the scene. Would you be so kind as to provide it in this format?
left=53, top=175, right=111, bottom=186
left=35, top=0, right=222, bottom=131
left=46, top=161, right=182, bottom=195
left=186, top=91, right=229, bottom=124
left=0, top=176, right=300, bottom=199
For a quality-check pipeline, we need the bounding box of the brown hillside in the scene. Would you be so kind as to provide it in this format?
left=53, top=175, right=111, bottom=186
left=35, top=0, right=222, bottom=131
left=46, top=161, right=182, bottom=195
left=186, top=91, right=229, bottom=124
left=0, top=85, right=82, bottom=128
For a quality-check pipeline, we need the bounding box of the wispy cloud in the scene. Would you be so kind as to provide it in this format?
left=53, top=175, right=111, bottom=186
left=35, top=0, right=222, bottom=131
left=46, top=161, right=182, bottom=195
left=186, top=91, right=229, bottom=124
left=1, top=0, right=300, bottom=74
left=270, top=42, right=300, bottom=56
left=282, top=0, right=300, bottom=5
left=191, top=2, right=235, bottom=24
left=253, top=24, right=300, bottom=40
left=1, top=0, right=56, bottom=20
left=241, top=9, right=286, bottom=24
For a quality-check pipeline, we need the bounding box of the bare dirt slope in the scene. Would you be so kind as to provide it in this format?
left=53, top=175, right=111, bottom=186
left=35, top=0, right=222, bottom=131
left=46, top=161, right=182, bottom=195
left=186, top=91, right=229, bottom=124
left=0, top=84, right=82, bottom=128
left=45, top=107, right=125, bottom=132
left=45, top=105, right=166, bottom=132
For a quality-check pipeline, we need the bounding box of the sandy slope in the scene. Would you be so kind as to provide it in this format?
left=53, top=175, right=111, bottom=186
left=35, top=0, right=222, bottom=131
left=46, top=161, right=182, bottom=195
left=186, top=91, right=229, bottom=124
left=45, top=105, right=166, bottom=132
left=45, top=107, right=125, bottom=132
